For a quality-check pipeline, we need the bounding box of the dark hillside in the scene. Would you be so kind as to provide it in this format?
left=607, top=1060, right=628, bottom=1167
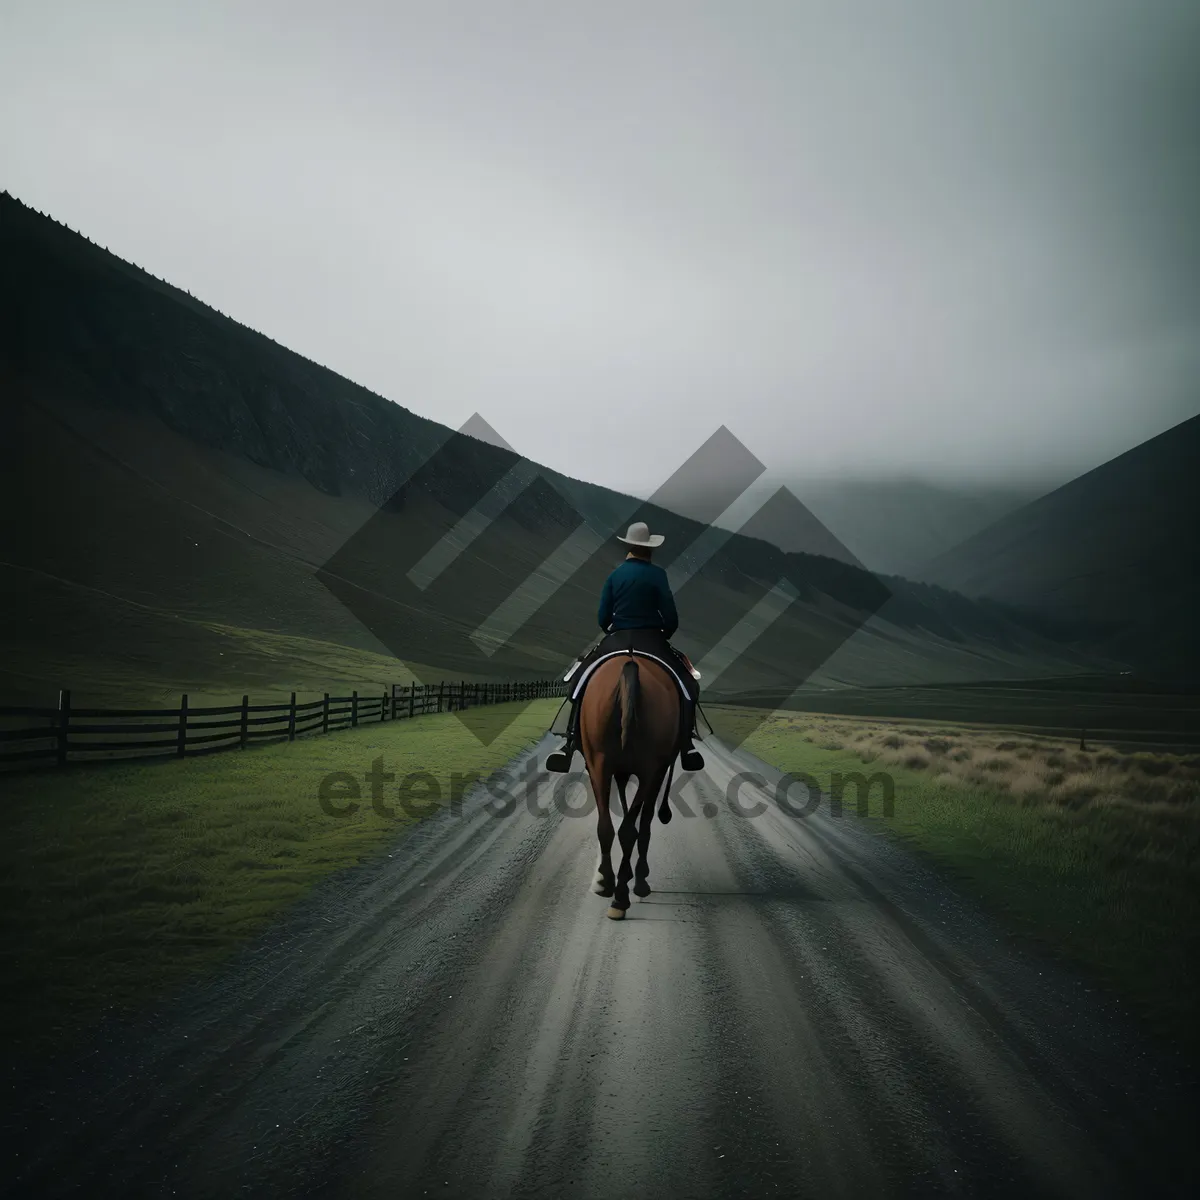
left=1, top=191, right=449, bottom=500
left=922, top=413, right=1200, bottom=680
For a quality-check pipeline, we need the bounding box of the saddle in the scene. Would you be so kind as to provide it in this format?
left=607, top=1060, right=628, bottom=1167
left=567, top=646, right=694, bottom=701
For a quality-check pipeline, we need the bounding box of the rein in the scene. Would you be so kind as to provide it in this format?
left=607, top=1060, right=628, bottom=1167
left=659, top=755, right=675, bottom=824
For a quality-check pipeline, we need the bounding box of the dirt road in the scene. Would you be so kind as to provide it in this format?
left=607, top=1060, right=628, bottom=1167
left=4, top=737, right=1197, bottom=1198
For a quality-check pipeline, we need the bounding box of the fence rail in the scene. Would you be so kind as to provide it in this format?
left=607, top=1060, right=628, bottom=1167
left=0, top=678, right=568, bottom=773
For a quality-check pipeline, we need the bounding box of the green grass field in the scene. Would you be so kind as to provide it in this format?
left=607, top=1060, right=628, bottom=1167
left=742, top=712, right=1200, bottom=1056
left=0, top=699, right=559, bottom=1053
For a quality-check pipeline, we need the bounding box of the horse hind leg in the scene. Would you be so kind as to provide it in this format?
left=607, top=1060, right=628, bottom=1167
left=602, top=776, right=631, bottom=900
left=594, top=853, right=614, bottom=897
left=634, top=768, right=665, bottom=897
left=592, top=765, right=616, bottom=897
left=609, top=781, right=641, bottom=918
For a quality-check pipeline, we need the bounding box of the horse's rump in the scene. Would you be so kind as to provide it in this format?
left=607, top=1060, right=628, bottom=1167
left=580, top=654, right=679, bottom=767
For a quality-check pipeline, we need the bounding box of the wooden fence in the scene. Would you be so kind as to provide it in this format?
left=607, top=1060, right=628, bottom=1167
left=0, top=678, right=568, bottom=772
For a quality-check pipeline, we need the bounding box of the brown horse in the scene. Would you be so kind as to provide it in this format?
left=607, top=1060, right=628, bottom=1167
left=579, top=654, right=680, bottom=919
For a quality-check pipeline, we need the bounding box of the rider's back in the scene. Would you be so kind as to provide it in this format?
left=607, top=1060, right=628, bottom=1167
left=599, top=558, right=678, bottom=635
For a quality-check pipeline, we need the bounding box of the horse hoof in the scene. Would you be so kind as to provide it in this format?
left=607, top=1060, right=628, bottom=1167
left=633, top=880, right=651, bottom=898
left=594, top=882, right=614, bottom=896
left=606, top=907, right=626, bottom=921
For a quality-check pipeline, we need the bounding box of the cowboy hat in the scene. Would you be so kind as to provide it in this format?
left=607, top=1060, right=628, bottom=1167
left=617, top=520, right=665, bottom=548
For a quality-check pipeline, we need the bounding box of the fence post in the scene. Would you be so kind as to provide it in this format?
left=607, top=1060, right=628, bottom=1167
left=240, top=695, right=249, bottom=749
left=322, top=692, right=330, bottom=735
left=177, top=693, right=188, bottom=758
left=438, top=681, right=445, bottom=713
left=288, top=692, right=297, bottom=741
left=57, top=688, right=71, bottom=767
left=409, top=685, right=415, bottom=720
left=382, top=688, right=388, bottom=723
left=391, top=686, right=398, bottom=721
left=352, top=690, right=359, bottom=728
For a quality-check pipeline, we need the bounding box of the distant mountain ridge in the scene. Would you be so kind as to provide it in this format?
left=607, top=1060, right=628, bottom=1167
left=921, top=412, right=1200, bottom=680
left=798, top=478, right=1048, bottom=577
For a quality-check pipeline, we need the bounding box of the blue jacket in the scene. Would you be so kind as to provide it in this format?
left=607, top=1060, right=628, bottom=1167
left=598, top=558, right=678, bottom=637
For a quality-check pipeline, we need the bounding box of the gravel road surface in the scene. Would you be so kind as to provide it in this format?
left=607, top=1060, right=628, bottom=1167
left=4, top=736, right=1196, bottom=1198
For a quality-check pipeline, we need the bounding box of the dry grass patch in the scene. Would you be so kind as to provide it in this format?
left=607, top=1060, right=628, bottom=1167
left=775, top=717, right=1200, bottom=813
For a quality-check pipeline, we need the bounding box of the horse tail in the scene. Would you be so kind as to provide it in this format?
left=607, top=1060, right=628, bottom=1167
left=615, top=659, right=639, bottom=753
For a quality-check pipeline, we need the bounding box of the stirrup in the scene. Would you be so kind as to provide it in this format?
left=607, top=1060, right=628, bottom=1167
left=546, top=741, right=573, bottom=773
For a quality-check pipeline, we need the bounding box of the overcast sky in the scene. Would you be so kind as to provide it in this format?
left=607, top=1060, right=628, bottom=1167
left=3, top=1, right=1198, bottom=501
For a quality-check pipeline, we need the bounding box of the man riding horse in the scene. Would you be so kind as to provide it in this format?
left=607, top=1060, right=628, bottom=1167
left=545, top=520, right=704, bottom=774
